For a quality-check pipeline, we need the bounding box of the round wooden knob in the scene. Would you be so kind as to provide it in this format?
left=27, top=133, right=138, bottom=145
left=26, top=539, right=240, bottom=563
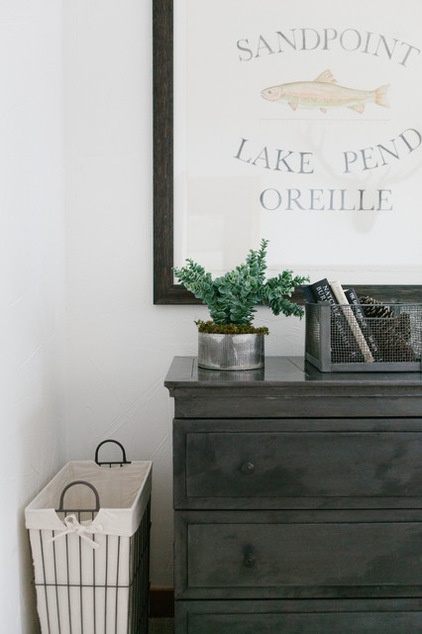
left=240, top=462, right=255, bottom=475
left=243, top=552, right=256, bottom=568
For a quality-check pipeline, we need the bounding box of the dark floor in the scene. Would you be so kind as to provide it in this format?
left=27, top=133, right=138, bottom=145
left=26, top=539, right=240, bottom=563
left=149, top=618, right=174, bottom=633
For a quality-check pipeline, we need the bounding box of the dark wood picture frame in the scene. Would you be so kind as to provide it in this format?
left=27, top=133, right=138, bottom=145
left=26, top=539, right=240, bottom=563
left=152, top=0, right=421, bottom=305
left=153, top=0, right=196, bottom=304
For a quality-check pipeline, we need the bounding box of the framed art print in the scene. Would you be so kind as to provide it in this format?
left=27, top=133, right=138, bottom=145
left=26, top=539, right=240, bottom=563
left=153, top=0, right=422, bottom=303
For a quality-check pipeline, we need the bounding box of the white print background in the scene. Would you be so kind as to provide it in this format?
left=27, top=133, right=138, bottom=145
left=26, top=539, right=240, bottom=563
left=174, top=0, right=422, bottom=284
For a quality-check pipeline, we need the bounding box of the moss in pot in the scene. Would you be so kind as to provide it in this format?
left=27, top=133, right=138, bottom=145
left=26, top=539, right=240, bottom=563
left=173, top=239, right=309, bottom=370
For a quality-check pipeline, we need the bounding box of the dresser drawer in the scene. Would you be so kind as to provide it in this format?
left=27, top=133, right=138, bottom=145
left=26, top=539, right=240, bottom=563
left=175, top=511, right=422, bottom=599
left=174, top=421, right=422, bottom=508
left=177, top=425, right=422, bottom=509
left=176, top=599, right=422, bottom=634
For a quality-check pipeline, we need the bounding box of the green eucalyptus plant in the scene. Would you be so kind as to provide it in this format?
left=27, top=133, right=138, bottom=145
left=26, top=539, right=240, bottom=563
left=173, top=239, right=309, bottom=334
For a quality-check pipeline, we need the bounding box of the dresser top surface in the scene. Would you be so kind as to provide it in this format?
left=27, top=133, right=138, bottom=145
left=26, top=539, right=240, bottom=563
left=165, top=356, right=422, bottom=389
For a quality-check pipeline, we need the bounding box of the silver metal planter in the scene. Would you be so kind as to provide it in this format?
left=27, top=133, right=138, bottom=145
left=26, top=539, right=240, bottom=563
left=198, top=332, right=265, bottom=370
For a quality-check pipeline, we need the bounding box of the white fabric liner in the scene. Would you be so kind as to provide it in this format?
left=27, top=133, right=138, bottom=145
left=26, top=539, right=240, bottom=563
left=25, top=460, right=152, bottom=537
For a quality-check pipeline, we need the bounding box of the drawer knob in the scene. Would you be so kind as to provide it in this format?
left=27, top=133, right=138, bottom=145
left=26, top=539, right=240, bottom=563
left=240, top=462, right=255, bottom=475
left=243, top=552, right=256, bottom=568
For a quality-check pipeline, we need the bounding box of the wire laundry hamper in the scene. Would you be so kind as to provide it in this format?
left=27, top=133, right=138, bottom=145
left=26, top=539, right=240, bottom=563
left=25, top=440, right=152, bottom=634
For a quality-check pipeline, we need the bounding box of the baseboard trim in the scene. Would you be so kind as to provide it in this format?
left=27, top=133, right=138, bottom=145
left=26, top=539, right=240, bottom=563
left=149, top=588, right=175, bottom=618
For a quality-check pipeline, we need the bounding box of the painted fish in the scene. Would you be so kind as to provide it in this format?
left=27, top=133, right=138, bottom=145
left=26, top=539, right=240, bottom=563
left=261, top=70, right=389, bottom=114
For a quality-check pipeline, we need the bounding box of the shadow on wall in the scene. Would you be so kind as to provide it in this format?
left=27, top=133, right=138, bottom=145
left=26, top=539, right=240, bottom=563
left=19, top=515, right=40, bottom=633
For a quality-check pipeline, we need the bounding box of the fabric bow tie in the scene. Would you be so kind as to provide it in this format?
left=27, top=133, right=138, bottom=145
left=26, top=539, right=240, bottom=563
left=49, top=514, right=103, bottom=549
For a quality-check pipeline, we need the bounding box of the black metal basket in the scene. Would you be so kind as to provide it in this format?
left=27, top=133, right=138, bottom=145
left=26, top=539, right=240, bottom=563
left=305, top=302, right=422, bottom=372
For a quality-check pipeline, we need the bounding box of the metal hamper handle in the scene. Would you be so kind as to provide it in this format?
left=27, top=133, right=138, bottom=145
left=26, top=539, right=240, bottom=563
left=94, top=439, right=131, bottom=467
left=56, top=480, right=100, bottom=515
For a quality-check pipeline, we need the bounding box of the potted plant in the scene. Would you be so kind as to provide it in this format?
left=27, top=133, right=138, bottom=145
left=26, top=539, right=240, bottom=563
left=173, top=239, right=309, bottom=370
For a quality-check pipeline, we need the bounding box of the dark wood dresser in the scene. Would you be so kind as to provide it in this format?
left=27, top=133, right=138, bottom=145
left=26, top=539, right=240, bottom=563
left=165, top=356, right=422, bottom=633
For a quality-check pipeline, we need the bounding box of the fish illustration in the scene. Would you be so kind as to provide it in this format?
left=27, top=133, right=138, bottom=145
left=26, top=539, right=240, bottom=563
left=261, top=70, right=390, bottom=114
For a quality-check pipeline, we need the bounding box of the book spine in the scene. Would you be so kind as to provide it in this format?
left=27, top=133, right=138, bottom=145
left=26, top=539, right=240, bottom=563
left=330, top=281, right=374, bottom=363
left=300, top=284, right=316, bottom=303
left=308, top=279, right=364, bottom=362
left=344, top=288, right=381, bottom=361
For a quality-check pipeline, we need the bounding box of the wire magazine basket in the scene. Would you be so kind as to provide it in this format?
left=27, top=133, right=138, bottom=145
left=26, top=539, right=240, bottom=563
left=305, top=302, right=422, bottom=372
left=25, top=440, right=152, bottom=634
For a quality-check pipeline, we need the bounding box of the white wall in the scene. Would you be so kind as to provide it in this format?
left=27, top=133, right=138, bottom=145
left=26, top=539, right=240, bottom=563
left=1, top=1, right=65, bottom=631
left=1, top=2, right=308, bottom=632
left=63, top=0, right=307, bottom=592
